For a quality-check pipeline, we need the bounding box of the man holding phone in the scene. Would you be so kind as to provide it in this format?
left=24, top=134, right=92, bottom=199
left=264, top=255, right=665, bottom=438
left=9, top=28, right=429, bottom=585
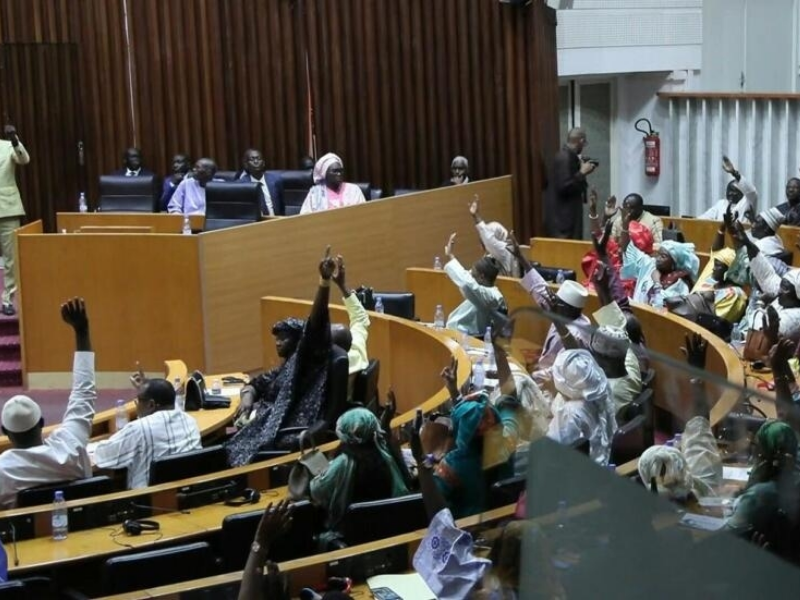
left=544, top=127, right=598, bottom=240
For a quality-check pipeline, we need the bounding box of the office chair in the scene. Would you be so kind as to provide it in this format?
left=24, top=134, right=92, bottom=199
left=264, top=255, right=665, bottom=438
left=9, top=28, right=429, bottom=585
left=17, top=475, right=114, bottom=508
left=148, top=445, right=228, bottom=485
left=643, top=204, right=671, bottom=217
left=278, top=170, right=313, bottom=216
left=610, top=414, right=648, bottom=466
left=372, top=292, right=415, bottom=320
left=103, top=541, right=216, bottom=594
left=489, top=475, right=526, bottom=509
left=351, top=359, right=380, bottom=413
left=203, top=182, right=262, bottom=231
left=97, top=174, right=157, bottom=212
left=339, top=493, right=427, bottom=546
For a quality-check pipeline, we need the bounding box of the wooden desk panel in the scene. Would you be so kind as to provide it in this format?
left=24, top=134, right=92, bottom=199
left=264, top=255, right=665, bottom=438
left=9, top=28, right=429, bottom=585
left=56, top=212, right=204, bottom=234
left=202, top=177, right=513, bottom=373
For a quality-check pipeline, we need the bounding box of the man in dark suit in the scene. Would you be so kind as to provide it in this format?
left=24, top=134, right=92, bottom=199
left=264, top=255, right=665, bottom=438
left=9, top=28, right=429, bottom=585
left=112, top=147, right=155, bottom=177
left=237, top=149, right=284, bottom=216
left=544, top=128, right=598, bottom=239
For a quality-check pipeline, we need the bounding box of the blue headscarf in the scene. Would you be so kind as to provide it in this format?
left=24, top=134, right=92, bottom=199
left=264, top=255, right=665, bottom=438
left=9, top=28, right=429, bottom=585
left=660, top=240, right=699, bottom=278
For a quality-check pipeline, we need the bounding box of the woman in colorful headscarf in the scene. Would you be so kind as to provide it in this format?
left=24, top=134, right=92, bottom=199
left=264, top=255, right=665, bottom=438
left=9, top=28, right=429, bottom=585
left=310, top=407, right=409, bottom=548
left=434, top=391, right=512, bottom=518
left=546, top=349, right=618, bottom=465
left=689, top=247, right=747, bottom=322
left=300, top=153, right=366, bottom=214
left=620, top=204, right=699, bottom=307
left=726, top=420, right=800, bottom=562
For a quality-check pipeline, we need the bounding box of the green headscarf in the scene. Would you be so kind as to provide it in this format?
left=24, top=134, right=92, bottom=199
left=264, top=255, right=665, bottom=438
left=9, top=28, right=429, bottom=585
left=747, top=420, right=798, bottom=486
left=335, top=407, right=382, bottom=445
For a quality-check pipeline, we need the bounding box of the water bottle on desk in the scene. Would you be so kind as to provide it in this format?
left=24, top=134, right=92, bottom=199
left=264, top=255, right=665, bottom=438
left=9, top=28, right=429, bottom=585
left=115, top=399, right=128, bottom=431
left=433, top=304, right=445, bottom=328
left=52, top=491, right=68, bottom=541
left=472, top=359, right=485, bottom=390
left=555, top=269, right=565, bottom=285
left=174, top=377, right=185, bottom=411
left=182, top=215, right=192, bottom=235
left=211, top=378, right=222, bottom=395
left=374, top=297, right=385, bottom=314
left=483, top=325, right=494, bottom=365
left=78, top=192, right=88, bottom=213
left=433, top=256, right=443, bottom=270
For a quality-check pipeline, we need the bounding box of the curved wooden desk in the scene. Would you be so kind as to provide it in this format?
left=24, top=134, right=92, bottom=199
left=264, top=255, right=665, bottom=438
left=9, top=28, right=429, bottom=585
left=405, top=267, right=745, bottom=476
left=4, top=305, right=471, bottom=575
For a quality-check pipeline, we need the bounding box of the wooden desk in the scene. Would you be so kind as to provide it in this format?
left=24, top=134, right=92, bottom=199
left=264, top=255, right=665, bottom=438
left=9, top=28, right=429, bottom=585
left=405, top=268, right=744, bottom=475
left=55, top=213, right=204, bottom=234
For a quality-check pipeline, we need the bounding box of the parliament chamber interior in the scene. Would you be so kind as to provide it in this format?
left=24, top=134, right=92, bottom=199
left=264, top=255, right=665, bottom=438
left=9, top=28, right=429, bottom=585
left=0, top=0, right=799, bottom=598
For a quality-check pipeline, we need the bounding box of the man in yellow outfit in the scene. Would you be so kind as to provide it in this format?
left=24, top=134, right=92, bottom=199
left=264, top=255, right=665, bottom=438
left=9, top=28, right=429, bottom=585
left=0, top=125, right=30, bottom=316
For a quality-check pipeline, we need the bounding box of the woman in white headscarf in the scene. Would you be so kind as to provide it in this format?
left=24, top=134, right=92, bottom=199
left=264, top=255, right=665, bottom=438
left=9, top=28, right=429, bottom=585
left=546, top=349, right=618, bottom=465
left=299, top=153, right=366, bottom=214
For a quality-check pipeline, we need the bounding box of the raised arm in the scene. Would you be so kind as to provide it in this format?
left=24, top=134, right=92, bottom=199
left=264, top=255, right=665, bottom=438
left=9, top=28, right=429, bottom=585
left=5, top=125, right=29, bottom=165
left=443, top=233, right=504, bottom=312
left=770, top=338, right=796, bottom=408
left=411, top=411, right=449, bottom=521
left=507, top=233, right=552, bottom=309
left=58, top=298, right=95, bottom=443
left=492, top=323, right=516, bottom=398
left=238, top=500, right=293, bottom=600
left=296, top=247, right=335, bottom=363
left=333, top=255, right=370, bottom=364
left=470, top=195, right=515, bottom=268
left=682, top=333, right=710, bottom=420
left=587, top=188, right=603, bottom=239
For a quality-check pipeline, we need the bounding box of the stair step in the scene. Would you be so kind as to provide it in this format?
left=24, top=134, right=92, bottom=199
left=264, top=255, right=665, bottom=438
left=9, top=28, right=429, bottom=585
left=0, top=316, right=19, bottom=337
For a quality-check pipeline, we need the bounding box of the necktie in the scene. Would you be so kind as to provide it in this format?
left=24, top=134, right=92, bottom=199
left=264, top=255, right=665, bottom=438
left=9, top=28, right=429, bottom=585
left=260, top=181, right=274, bottom=216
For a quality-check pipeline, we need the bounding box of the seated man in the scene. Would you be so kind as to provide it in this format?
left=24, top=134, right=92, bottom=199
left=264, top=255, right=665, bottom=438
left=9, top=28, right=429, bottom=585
left=112, top=147, right=154, bottom=177
left=508, top=234, right=590, bottom=383
left=468, top=195, right=519, bottom=277
left=225, top=247, right=337, bottom=465
left=442, top=155, right=471, bottom=186
left=237, top=148, right=284, bottom=216
left=93, top=378, right=201, bottom=489
left=0, top=298, right=95, bottom=508
left=442, top=232, right=507, bottom=337
left=330, top=254, right=370, bottom=397
left=610, top=193, right=664, bottom=247
left=776, top=177, right=800, bottom=218
left=160, top=153, right=191, bottom=211
left=167, top=158, right=218, bottom=215
left=698, top=157, right=756, bottom=224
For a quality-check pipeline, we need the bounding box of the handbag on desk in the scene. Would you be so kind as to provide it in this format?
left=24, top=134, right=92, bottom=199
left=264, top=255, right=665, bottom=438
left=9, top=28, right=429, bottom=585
left=288, top=431, right=329, bottom=500
left=184, top=371, right=232, bottom=411
left=743, top=307, right=773, bottom=362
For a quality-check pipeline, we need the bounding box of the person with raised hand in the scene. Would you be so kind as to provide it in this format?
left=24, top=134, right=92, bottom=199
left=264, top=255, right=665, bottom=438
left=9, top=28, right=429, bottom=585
left=698, top=156, right=756, bottom=224
left=0, top=298, right=96, bottom=507
left=330, top=254, right=370, bottom=399
left=237, top=499, right=293, bottom=600
left=469, top=194, right=519, bottom=277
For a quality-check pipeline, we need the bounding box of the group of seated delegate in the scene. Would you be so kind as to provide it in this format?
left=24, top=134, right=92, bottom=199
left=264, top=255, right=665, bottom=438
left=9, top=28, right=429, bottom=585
left=111, top=147, right=474, bottom=218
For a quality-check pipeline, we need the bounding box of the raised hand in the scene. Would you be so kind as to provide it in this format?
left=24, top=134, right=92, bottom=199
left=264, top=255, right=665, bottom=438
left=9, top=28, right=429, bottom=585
left=318, top=245, right=335, bottom=280
left=506, top=230, right=522, bottom=259
left=765, top=305, right=781, bottom=344
left=444, top=232, right=457, bottom=259
left=588, top=188, right=598, bottom=216
left=332, top=254, right=347, bottom=291
left=254, top=499, right=293, bottom=547
left=129, top=361, right=147, bottom=389
left=410, top=409, right=424, bottom=461
left=605, top=195, right=618, bottom=217
left=621, top=204, right=632, bottom=227
left=769, top=338, right=795, bottom=373
left=680, top=333, right=707, bottom=370
left=380, top=389, right=397, bottom=432
left=468, top=195, right=480, bottom=220
left=440, top=356, right=459, bottom=400
left=4, top=125, right=18, bottom=144
left=61, top=297, right=89, bottom=332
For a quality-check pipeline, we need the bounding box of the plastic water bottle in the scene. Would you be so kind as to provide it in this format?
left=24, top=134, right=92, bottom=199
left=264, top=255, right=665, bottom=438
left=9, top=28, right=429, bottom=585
left=483, top=325, right=494, bottom=363
left=472, top=359, right=485, bottom=389
left=433, top=304, right=445, bottom=328
left=458, top=326, right=470, bottom=350
left=78, top=192, right=88, bottom=213
left=651, top=284, right=665, bottom=310
left=182, top=215, right=192, bottom=235
left=52, top=491, right=68, bottom=540
left=555, top=269, right=565, bottom=285
left=374, top=297, right=385, bottom=314
left=174, top=377, right=185, bottom=411
left=115, top=399, right=128, bottom=431
left=211, top=378, right=222, bottom=395
left=433, top=256, right=443, bottom=270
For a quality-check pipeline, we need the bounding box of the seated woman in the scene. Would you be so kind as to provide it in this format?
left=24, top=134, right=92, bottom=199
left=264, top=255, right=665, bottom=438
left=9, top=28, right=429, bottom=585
left=310, top=407, right=409, bottom=548
left=300, top=153, right=365, bottom=214
left=689, top=247, right=747, bottom=323
left=726, top=420, right=800, bottom=564
left=546, top=349, right=618, bottom=465
left=442, top=232, right=507, bottom=337
left=619, top=206, right=699, bottom=306
left=224, top=249, right=336, bottom=466
left=468, top=195, right=519, bottom=277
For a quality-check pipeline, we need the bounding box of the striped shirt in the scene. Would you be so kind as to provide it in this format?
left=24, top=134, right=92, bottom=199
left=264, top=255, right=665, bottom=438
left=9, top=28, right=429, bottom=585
left=93, top=409, right=201, bottom=489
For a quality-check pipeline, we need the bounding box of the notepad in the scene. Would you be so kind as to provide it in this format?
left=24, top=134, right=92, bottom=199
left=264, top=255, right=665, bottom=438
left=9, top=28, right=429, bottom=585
left=366, top=573, right=436, bottom=600
left=723, top=466, right=750, bottom=482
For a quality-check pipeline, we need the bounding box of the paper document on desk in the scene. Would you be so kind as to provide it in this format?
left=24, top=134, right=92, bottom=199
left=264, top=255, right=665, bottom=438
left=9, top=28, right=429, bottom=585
left=679, top=513, right=726, bottom=532
left=219, top=387, right=242, bottom=398
left=723, top=466, right=750, bottom=482
left=366, top=573, right=436, bottom=599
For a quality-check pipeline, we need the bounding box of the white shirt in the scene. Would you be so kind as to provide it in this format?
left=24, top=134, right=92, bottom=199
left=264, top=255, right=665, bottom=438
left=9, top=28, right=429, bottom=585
left=547, top=395, right=613, bottom=465
left=249, top=175, right=274, bottom=216
left=443, top=257, right=507, bottom=337
left=474, top=221, right=519, bottom=277
left=125, top=168, right=141, bottom=177
left=0, top=352, right=96, bottom=508
left=698, top=177, right=757, bottom=223
left=747, top=253, right=800, bottom=340
left=93, top=409, right=202, bottom=489
left=592, top=302, right=642, bottom=412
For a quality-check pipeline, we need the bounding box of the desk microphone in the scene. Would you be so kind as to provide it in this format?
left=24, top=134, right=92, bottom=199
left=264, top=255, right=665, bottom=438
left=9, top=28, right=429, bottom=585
left=129, top=501, right=190, bottom=515
left=9, top=523, right=18, bottom=567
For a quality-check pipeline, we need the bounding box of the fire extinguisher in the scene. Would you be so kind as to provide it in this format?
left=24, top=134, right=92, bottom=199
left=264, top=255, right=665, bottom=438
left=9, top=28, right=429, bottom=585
left=635, top=118, right=660, bottom=177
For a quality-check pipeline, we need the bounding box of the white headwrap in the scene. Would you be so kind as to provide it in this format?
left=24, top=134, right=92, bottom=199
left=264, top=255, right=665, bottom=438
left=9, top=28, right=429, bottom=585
left=312, top=152, right=343, bottom=184
left=760, top=207, right=784, bottom=233
left=451, top=155, right=469, bottom=170
left=590, top=325, right=630, bottom=359
left=638, top=445, right=691, bottom=499
left=783, top=269, right=800, bottom=298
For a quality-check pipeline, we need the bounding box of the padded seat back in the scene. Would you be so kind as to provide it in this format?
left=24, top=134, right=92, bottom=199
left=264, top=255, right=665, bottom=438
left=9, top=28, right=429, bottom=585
left=533, top=266, right=576, bottom=282
left=373, top=292, right=415, bottom=320
left=323, top=346, right=351, bottom=426
left=17, top=475, right=114, bottom=508
left=148, top=445, right=227, bottom=486
left=352, top=182, right=371, bottom=201
left=610, top=414, right=648, bottom=466
left=98, top=174, right=157, bottom=212
left=352, top=359, right=380, bottom=412
left=278, top=170, right=313, bottom=215
left=489, top=475, right=525, bottom=509
left=214, top=170, right=239, bottom=182
left=103, top=541, right=215, bottom=594
left=340, top=493, right=427, bottom=546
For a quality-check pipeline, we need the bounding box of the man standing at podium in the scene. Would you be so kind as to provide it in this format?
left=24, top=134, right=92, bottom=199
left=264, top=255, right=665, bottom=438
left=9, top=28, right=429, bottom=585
left=0, top=125, right=30, bottom=316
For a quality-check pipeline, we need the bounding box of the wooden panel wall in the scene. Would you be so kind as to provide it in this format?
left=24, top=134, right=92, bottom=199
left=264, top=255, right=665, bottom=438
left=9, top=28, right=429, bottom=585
left=0, top=0, right=557, bottom=237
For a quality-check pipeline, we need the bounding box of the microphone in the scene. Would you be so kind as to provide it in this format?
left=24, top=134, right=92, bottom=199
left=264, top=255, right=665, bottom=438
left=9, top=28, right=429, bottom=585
left=129, top=502, right=190, bottom=515
left=9, top=523, right=18, bottom=567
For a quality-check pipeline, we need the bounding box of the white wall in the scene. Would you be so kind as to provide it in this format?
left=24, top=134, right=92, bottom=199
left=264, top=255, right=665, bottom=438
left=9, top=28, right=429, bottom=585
left=556, top=0, right=702, bottom=77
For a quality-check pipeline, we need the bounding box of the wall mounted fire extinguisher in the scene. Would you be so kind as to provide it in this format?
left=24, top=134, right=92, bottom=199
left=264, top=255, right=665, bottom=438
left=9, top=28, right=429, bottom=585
left=635, top=118, right=660, bottom=177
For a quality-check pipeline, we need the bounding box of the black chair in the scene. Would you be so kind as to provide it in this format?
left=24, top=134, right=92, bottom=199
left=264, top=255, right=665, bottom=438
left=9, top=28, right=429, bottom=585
left=391, top=188, right=419, bottom=197
left=278, top=170, right=313, bottom=216
left=624, top=388, right=655, bottom=447
left=352, top=359, right=380, bottom=413
left=489, top=475, right=525, bottom=509
left=662, top=227, right=685, bottom=243
left=103, top=541, right=216, bottom=594
left=0, top=581, right=25, bottom=599
left=17, top=475, right=114, bottom=508
left=532, top=266, right=577, bottom=282
left=643, top=204, right=671, bottom=217
left=203, top=182, right=262, bottom=231
left=148, top=445, right=228, bottom=485
left=214, top=170, right=239, bottom=182
left=220, top=500, right=320, bottom=569
left=373, top=292, right=415, bottom=320
left=98, top=174, right=157, bottom=212
left=353, top=182, right=372, bottom=201
left=369, top=188, right=383, bottom=201
left=569, top=437, right=591, bottom=456
left=339, top=493, right=428, bottom=546
left=610, top=414, right=648, bottom=466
